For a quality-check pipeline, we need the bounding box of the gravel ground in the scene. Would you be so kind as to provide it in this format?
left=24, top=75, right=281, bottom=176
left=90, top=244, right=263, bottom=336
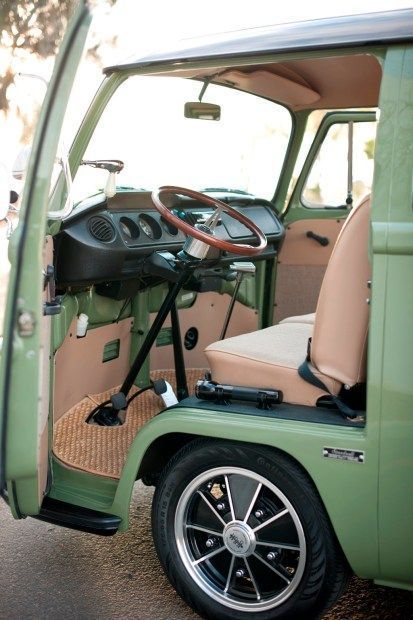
left=0, top=482, right=412, bottom=620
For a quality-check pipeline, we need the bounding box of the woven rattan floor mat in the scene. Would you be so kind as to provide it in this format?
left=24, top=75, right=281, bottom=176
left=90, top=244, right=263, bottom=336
left=53, top=368, right=206, bottom=479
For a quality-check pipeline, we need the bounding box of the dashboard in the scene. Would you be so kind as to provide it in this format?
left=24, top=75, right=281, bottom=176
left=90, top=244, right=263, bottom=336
left=54, top=190, right=285, bottom=293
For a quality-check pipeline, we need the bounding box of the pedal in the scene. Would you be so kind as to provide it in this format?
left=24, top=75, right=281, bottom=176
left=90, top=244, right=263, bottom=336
left=153, top=379, right=179, bottom=407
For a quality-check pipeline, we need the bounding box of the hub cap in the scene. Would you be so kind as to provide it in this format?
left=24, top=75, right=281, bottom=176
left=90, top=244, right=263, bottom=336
left=175, top=467, right=306, bottom=612
left=223, top=522, right=256, bottom=557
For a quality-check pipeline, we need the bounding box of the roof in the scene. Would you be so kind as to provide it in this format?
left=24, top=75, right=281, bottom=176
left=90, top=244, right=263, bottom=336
left=104, top=9, right=413, bottom=75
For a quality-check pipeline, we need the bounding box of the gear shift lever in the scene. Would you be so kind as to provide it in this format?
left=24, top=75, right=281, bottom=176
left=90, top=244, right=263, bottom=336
left=219, top=261, right=255, bottom=340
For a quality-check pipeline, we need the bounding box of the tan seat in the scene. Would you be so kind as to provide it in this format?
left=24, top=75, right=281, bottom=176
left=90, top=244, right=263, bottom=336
left=279, top=312, right=315, bottom=325
left=205, top=195, right=371, bottom=407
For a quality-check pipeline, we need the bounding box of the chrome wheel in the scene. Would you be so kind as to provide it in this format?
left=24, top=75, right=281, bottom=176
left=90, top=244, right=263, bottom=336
left=174, top=467, right=306, bottom=612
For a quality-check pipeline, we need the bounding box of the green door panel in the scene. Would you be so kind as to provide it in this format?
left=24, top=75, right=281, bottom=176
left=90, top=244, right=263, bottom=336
left=0, top=2, right=93, bottom=517
left=368, top=46, right=413, bottom=585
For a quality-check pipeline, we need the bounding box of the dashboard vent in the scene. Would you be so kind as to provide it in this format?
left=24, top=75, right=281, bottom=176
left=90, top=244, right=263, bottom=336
left=88, top=216, right=115, bottom=242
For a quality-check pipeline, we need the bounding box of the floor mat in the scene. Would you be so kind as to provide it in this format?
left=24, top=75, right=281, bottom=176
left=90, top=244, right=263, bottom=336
left=53, top=369, right=206, bottom=479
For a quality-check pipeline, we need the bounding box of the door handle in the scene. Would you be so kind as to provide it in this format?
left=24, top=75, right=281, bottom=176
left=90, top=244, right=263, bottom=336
left=306, top=230, right=329, bottom=246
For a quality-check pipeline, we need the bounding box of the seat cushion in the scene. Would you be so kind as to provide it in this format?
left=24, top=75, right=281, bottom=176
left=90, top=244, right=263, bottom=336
left=205, top=323, right=341, bottom=407
left=279, top=312, right=315, bottom=325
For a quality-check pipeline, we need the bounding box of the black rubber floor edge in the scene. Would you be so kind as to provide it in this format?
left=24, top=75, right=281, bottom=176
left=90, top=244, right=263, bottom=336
left=174, top=396, right=365, bottom=427
left=33, top=496, right=121, bottom=536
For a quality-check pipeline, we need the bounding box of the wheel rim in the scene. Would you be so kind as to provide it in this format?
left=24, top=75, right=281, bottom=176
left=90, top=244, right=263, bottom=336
left=174, top=466, right=306, bottom=612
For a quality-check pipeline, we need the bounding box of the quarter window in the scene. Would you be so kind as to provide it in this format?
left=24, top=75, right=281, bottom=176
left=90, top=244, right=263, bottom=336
left=302, top=120, right=376, bottom=208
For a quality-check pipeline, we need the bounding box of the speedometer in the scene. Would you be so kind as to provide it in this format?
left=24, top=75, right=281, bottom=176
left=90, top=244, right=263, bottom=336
left=139, top=218, right=152, bottom=237
left=138, top=213, right=162, bottom=240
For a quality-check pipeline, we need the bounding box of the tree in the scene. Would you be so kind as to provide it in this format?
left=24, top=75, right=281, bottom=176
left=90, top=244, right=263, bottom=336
left=0, top=1, right=81, bottom=113
left=0, top=0, right=115, bottom=120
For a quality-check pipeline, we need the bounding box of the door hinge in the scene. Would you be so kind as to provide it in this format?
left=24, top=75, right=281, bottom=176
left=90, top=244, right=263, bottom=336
left=43, top=264, right=62, bottom=316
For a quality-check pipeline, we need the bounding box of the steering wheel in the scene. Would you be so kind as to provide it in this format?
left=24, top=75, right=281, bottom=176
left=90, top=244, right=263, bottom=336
left=151, top=186, right=267, bottom=257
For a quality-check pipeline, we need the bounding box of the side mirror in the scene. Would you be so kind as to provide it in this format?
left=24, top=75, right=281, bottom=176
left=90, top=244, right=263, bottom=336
left=184, top=102, right=221, bottom=121
left=0, top=162, right=10, bottom=221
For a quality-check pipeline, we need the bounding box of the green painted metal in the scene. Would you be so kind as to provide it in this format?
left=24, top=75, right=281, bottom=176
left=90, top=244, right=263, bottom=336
left=0, top=1, right=92, bottom=517
left=49, top=457, right=118, bottom=511
left=52, top=288, right=131, bottom=353
left=129, top=288, right=151, bottom=387
left=273, top=110, right=310, bottom=214
left=148, top=284, right=196, bottom=312
left=367, top=45, right=413, bottom=586
left=76, top=288, right=131, bottom=325
left=52, top=293, right=78, bottom=351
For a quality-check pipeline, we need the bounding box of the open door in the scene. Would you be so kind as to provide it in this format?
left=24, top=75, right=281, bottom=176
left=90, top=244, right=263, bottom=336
left=0, top=2, right=93, bottom=517
left=275, top=110, right=376, bottom=323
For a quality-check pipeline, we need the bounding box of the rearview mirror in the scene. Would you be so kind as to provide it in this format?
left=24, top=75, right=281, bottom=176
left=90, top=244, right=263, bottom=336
left=184, top=102, right=221, bottom=121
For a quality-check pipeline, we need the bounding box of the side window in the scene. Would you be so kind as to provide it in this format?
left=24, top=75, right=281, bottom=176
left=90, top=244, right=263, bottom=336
left=302, top=120, right=376, bottom=208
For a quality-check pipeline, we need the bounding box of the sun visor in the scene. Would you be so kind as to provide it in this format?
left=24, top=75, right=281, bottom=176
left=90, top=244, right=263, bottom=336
left=220, top=70, right=320, bottom=108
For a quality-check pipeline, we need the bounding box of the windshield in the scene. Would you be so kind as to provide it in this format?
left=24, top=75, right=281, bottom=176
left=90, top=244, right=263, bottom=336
left=72, top=75, right=292, bottom=203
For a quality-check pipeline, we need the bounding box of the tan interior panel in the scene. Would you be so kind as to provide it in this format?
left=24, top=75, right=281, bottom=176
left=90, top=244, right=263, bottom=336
left=53, top=317, right=133, bottom=422
left=278, top=219, right=344, bottom=266
left=274, top=218, right=344, bottom=323
left=221, top=70, right=320, bottom=108
left=161, top=54, right=381, bottom=111
left=150, top=291, right=258, bottom=370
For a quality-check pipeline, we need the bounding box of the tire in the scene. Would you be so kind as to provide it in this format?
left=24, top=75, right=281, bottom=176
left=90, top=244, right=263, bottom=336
left=152, top=440, right=350, bottom=620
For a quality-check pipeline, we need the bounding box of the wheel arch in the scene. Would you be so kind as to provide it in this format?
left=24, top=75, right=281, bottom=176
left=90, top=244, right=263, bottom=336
left=138, top=434, right=344, bottom=541
left=112, top=409, right=376, bottom=578
left=138, top=432, right=317, bottom=493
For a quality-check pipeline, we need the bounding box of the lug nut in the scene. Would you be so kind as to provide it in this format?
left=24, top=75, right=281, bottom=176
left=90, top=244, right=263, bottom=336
left=206, top=538, right=216, bottom=548
left=207, top=482, right=213, bottom=490
left=267, top=551, right=277, bottom=561
left=235, top=569, right=245, bottom=578
left=254, top=509, right=265, bottom=518
left=217, top=502, right=226, bottom=511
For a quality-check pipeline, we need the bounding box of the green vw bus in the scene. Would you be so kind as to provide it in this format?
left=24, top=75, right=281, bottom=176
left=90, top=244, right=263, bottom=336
left=0, top=4, right=412, bottom=618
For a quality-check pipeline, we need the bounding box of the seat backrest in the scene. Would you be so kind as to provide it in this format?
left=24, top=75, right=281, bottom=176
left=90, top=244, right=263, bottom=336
left=311, top=195, right=371, bottom=386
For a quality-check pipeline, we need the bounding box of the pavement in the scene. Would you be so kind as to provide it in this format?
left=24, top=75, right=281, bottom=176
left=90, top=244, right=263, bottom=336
left=1, top=482, right=412, bottom=620
left=0, top=483, right=198, bottom=620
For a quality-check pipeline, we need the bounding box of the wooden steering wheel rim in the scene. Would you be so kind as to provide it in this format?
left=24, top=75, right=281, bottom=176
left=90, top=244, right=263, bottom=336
left=151, top=186, right=267, bottom=257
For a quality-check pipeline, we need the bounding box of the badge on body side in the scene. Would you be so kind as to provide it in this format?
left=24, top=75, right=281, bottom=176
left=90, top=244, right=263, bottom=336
left=323, top=447, right=365, bottom=463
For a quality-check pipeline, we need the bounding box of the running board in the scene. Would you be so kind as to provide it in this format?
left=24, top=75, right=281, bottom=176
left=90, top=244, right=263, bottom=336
left=33, top=497, right=121, bottom=536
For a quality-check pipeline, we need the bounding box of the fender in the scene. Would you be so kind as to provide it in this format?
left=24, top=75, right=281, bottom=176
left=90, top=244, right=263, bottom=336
left=111, top=405, right=379, bottom=578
